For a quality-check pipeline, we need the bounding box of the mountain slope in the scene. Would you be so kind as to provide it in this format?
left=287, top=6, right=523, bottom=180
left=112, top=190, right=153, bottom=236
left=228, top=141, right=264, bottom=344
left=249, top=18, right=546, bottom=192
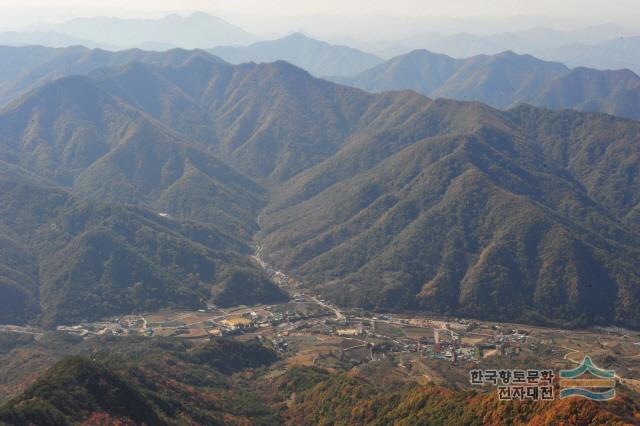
left=332, top=49, right=460, bottom=94
left=257, top=99, right=640, bottom=327
left=431, top=51, right=568, bottom=108
left=210, top=32, right=383, bottom=77
left=0, top=73, right=265, bottom=238
left=0, top=232, right=40, bottom=324
left=89, top=57, right=499, bottom=185
left=507, top=105, right=640, bottom=232
left=279, top=367, right=640, bottom=426
left=0, top=173, right=286, bottom=325
left=0, top=338, right=279, bottom=425
left=0, top=357, right=162, bottom=425
left=529, top=67, right=640, bottom=118
left=87, top=57, right=418, bottom=183
left=336, top=49, right=640, bottom=120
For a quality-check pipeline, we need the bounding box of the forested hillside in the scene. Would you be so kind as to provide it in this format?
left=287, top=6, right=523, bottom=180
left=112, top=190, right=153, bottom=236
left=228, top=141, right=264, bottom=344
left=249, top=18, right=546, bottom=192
left=0, top=47, right=639, bottom=328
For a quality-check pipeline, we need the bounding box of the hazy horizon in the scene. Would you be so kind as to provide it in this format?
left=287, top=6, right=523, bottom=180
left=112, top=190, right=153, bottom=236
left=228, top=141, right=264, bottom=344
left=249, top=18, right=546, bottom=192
left=1, top=1, right=638, bottom=37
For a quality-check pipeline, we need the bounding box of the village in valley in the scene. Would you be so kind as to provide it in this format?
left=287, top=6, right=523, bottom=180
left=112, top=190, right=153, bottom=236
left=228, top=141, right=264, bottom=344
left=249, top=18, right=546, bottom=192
left=6, top=244, right=638, bottom=391
left=43, top=267, right=640, bottom=391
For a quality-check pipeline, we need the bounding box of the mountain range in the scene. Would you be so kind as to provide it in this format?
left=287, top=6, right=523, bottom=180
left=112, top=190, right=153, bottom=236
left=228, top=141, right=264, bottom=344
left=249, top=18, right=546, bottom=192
left=0, top=31, right=111, bottom=49
left=257, top=99, right=640, bottom=328
left=0, top=34, right=383, bottom=108
left=373, top=24, right=630, bottom=58
left=0, top=45, right=228, bottom=107
left=5, top=12, right=638, bottom=74
left=210, top=33, right=383, bottom=77
left=334, top=49, right=640, bottom=120
left=0, top=45, right=639, bottom=329
left=35, top=12, right=256, bottom=50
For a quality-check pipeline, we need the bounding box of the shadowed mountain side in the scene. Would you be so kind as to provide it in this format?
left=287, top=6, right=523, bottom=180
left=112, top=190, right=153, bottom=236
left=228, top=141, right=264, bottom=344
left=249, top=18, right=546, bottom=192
left=0, top=339, right=279, bottom=425
left=0, top=232, right=40, bottom=324
left=0, top=174, right=286, bottom=325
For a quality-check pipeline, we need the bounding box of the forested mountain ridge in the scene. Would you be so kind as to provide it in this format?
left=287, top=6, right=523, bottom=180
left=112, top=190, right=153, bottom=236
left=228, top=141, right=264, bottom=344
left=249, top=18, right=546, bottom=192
left=0, top=47, right=639, bottom=328
left=0, top=73, right=266, bottom=238
left=335, top=49, right=640, bottom=120
left=255, top=100, right=640, bottom=327
left=0, top=45, right=228, bottom=107
left=3, top=43, right=640, bottom=121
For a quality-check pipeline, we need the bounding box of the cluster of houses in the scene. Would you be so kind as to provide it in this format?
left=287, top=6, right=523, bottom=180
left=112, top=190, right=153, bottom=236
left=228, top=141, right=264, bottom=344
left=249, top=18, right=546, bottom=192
left=56, top=315, right=153, bottom=338
left=204, top=307, right=327, bottom=338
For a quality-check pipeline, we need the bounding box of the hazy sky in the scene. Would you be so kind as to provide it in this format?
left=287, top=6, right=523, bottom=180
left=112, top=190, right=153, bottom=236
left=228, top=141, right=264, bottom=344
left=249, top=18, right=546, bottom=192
left=2, top=0, right=639, bottom=18
left=0, top=0, right=638, bottom=33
